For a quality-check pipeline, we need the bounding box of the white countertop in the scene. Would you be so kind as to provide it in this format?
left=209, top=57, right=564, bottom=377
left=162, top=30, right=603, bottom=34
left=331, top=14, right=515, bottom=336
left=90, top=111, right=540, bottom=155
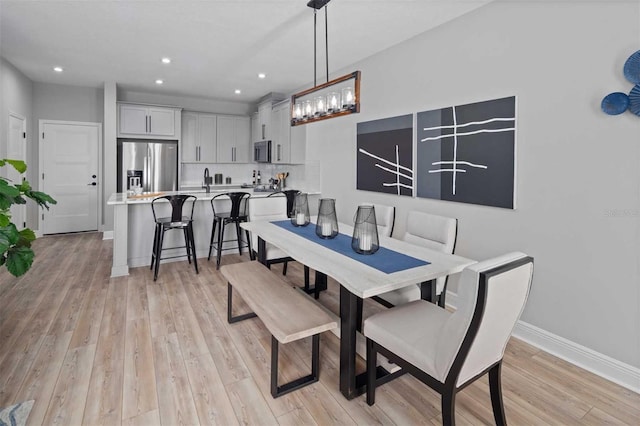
left=107, top=188, right=320, bottom=205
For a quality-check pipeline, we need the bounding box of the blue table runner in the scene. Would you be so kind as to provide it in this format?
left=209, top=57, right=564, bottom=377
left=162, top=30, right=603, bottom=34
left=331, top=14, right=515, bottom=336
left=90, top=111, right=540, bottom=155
left=271, top=220, right=429, bottom=274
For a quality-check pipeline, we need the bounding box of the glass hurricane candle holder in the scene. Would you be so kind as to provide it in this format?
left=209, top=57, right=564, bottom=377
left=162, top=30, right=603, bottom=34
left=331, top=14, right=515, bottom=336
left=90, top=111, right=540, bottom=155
left=302, top=100, right=314, bottom=118
left=327, top=91, right=341, bottom=113
left=342, top=86, right=355, bottom=109
left=315, top=198, right=338, bottom=239
left=314, top=96, right=326, bottom=116
left=294, top=102, right=304, bottom=120
left=351, top=204, right=379, bottom=254
left=291, top=193, right=310, bottom=226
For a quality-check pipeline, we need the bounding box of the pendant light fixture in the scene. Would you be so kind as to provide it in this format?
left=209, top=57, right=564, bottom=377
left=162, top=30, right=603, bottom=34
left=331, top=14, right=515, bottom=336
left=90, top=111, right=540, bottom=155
left=290, top=0, right=361, bottom=126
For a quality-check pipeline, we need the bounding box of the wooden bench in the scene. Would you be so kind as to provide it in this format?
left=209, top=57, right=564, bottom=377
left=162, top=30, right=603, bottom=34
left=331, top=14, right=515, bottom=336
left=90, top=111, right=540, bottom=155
left=221, top=261, right=338, bottom=398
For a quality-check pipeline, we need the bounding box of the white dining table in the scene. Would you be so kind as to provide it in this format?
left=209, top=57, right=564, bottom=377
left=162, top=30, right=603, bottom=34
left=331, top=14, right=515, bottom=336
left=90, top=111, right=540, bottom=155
left=240, top=220, right=476, bottom=400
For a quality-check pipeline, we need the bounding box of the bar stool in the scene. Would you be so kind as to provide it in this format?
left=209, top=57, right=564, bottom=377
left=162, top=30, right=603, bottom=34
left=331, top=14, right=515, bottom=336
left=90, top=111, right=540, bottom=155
left=268, top=189, right=300, bottom=218
left=150, top=194, right=198, bottom=281
left=208, top=192, right=251, bottom=269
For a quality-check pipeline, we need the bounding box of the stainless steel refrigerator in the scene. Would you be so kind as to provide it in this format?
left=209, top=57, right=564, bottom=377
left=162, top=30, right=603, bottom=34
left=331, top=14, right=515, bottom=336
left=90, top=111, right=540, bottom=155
left=117, top=140, right=178, bottom=193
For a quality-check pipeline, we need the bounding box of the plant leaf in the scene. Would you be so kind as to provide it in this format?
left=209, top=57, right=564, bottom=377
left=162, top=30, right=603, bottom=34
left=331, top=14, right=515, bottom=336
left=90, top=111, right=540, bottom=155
left=0, top=213, right=10, bottom=227
left=6, top=246, right=34, bottom=277
left=0, top=224, right=20, bottom=246
left=18, top=228, right=36, bottom=246
left=3, top=159, right=27, bottom=174
left=0, top=179, right=21, bottom=198
left=24, top=191, right=57, bottom=209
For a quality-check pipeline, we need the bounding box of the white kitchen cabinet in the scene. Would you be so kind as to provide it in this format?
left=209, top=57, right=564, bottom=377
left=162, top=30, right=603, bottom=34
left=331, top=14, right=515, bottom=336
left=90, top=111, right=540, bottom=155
left=271, top=101, right=290, bottom=164
left=217, top=115, right=250, bottom=163
left=270, top=100, right=305, bottom=164
left=251, top=112, right=260, bottom=143
left=257, top=101, right=272, bottom=141
left=118, top=103, right=180, bottom=139
left=181, top=112, right=217, bottom=163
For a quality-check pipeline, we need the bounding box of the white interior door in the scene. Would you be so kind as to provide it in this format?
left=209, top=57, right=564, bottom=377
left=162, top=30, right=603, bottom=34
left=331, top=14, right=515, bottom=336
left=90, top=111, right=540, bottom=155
left=7, top=113, right=26, bottom=229
left=40, top=121, right=100, bottom=234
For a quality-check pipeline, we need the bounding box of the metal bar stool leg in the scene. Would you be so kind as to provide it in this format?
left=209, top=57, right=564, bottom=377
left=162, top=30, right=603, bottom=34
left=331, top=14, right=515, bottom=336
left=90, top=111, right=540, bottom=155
left=153, top=226, right=165, bottom=281
left=188, top=223, right=198, bottom=274
left=216, top=220, right=226, bottom=269
left=235, top=221, right=243, bottom=255
left=183, top=227, right=192, bottom=264
left=208, top=218, right=218, bottom=261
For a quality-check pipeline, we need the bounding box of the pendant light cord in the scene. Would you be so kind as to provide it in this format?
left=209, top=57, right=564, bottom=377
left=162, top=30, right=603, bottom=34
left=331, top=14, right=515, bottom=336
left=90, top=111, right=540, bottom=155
left=325, top=5, right=329, bottom=83
left=313, top=8, right=317, bottom=87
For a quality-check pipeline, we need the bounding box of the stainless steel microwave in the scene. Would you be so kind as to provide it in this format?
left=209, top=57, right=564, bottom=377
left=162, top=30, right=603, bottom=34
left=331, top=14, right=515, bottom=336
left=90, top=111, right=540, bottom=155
left=254, top=140, right=271, bottom=163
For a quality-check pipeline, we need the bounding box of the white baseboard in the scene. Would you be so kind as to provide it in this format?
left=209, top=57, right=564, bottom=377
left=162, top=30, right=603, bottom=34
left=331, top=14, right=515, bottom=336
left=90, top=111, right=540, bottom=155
left=102, top=230, right=114, bottom=240
left=445, top=290, right=640, bottom=394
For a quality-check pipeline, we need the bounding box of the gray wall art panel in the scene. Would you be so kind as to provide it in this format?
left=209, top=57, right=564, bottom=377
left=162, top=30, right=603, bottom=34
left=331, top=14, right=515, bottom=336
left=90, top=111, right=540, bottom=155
left=416, top=96, right=516, bottom=209
left=357, top=114, right=413, bottom=196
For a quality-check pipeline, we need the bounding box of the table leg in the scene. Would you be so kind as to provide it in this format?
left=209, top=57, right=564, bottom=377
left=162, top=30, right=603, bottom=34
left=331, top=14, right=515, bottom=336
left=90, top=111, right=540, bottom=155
left=302, top=270, right=328, bottom=299
left=420, top=279, right=436, bottom=302
left=339, top=284, right=360, bottom=399
left=257, top=237, right=267, bottom=266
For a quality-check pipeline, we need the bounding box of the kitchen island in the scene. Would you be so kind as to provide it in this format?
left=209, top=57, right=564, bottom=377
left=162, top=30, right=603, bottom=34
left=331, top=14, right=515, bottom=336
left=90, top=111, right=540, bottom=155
left=107, top=189, right=320, bottom=277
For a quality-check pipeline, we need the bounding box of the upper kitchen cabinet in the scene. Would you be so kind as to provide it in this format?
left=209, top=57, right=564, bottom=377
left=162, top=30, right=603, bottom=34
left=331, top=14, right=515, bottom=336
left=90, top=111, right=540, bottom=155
left=117, top=103, right=181, bottom=139
left=257, top=101, right=272, bottom=141
left=271, top=100, right=306, bottom=164
left=251, top=112, right=260, bottom=144
left=217, top=115, right=250, bottom=163
left=181, top=112, right=217, bottom=163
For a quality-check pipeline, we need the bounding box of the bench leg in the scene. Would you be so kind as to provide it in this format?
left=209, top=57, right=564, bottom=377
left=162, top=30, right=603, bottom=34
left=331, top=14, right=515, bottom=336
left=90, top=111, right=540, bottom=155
left=227, top=282, right=257, bottom=323
left=271, top=334, right=320, bottom=398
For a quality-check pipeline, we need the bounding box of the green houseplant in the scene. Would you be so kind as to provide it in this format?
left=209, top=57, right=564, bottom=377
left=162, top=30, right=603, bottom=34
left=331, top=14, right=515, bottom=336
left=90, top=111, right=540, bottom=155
left=0, top=159, right=56, bottom=277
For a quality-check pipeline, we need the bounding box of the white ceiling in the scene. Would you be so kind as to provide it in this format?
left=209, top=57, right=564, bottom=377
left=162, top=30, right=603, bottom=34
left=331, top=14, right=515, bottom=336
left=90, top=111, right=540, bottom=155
left=0, top=0, right=492, bottom=104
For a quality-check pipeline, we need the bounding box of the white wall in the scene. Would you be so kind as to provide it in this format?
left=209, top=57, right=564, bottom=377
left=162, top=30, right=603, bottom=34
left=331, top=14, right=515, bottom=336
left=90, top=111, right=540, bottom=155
left=306, top=1, right=640, bottom=368
left=1, top=57, right=34, bottom=222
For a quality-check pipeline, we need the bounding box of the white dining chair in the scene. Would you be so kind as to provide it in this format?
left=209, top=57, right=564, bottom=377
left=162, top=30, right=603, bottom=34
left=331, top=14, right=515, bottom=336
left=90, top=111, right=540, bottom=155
left=364, top=252, right=534, bottom=426
left=248, top=196, right=293, bottom=273
left=371, top=203, right=395, bottom=237
left=377, top=211, right=457, bottom=308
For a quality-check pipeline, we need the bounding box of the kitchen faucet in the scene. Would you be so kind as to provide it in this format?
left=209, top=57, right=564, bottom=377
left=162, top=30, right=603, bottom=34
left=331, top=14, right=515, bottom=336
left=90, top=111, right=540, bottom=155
left=203, top=168, right=212, bottom=193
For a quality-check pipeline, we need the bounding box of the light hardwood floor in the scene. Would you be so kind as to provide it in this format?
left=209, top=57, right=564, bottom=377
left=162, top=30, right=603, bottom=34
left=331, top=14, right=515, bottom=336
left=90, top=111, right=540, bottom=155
left=1, top=232, right=638, bottom=425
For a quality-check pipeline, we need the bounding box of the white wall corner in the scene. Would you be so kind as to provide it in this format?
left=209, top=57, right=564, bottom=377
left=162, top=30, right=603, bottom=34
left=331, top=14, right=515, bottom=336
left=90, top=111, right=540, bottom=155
left=445, top=290, right=640, bottom=394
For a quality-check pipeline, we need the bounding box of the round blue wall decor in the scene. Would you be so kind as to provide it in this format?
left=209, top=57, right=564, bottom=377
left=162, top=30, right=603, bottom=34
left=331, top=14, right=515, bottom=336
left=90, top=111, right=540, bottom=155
left=627, top=84, right=640, bottom=116
left=623, top=50, right=640, bottom=84
left=601, top=92, right=629, bottom=115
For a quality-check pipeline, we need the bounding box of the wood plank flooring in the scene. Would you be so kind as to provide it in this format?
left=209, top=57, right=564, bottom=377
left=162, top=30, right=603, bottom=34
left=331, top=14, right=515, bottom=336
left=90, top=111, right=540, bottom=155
left=0, top=232, right=638, bottom=425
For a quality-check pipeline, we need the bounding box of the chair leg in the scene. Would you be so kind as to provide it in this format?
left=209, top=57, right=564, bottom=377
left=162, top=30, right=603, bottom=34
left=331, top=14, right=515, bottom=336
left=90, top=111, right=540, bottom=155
left=188, top=223, right=198, bottom=274
left=150, top=223, right=160, bottom=270
left=235, top=221, right=243, bottom=255
left=366, top=338, right=377, bottom=406
left=441, top=388, right=457, bottom=426
left=208, top=219, right=217, bottom=261
left=245, top=229, right=252, bottom=258
left=438, top=282, right=449, bottom=308
left=183, top=228, right=192, bottom=264
left=489, top=362, right=507, bottom=426
left=282, top=261, right=288, bottom=276
left=216, top=221, right=225, bottom=269
left=153, top=227, right=165, bottom=281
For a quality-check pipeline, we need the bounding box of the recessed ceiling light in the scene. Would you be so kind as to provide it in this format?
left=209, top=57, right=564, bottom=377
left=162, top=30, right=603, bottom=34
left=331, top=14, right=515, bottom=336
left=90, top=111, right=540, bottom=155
left=258, top=73, right=266, bottom=79
left=53, top=66, right=63, bottom=72
left=155, top=79, right=164, bottom=85
left=234, top=89, right=241, bottom=94
left=161, top=57, right=171, bottom=64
